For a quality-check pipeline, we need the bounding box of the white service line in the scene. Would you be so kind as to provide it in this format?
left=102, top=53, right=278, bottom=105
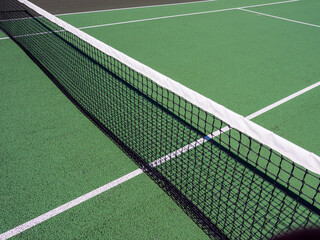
left=1, top=80, right=318, bottom=240
left=247, top=81, right=320, bottom=119
left=56, top=0, right=217, bottom=16
left=239, top=8, right=320, bottom=28
left=6, top=30, right=65, bottom=40
left=0, top=0, right=299, bottom=41
left=78, top=0, right=299, bottom=30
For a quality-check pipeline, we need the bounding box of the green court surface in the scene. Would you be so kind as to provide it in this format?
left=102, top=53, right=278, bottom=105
left=248, top=0, right=320, bottom=25
left=10, top=174, right=207, bottom=239
left=254, top=86, right=320, bottom=155
left=1, top=0, right=319, bottom=239
left=78, top=0, right=320, bottom=150
left=0, top=40, right=207, bottom=239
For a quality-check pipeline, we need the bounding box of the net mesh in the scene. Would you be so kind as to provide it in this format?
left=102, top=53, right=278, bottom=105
left=1, top=1, right=319, bottom=239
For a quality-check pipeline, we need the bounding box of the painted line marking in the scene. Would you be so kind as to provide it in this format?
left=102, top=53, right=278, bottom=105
left=4, top=30, right=65, bottom=40
left=56, top=0, right=217, bottom=16
left=239, top=8, right=320, bottom=28
left=0, top=169, right=144, bottom=240
left=0, top=16, right=45, bottom=23
left=0, top=0, right=299, bottom=41
left=77, top=0, right=299, bottom=30
left=0, top=0, right=217, bottom=22
left=247, top=81, right=320, bottom=119
left=1, top=80, right=318, bottom=239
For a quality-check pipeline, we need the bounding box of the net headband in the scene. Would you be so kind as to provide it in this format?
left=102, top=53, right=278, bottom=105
left=18, top=0, right=320, bottom=175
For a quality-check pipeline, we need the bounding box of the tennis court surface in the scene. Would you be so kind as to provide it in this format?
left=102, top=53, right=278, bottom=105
left=1, top=0, right=319, bottom=239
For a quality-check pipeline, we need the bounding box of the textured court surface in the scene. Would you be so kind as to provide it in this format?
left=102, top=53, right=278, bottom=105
left=1, top=0, right=319, bottom=239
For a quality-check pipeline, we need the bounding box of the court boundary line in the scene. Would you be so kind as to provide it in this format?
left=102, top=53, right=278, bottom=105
left=56, top=0, right=217, bottom=16
left=1, top=81, right=319, bottom=239
left=0, top=0, right=299, bottom=41
left=73, top=0, right=300, bottom=30
left=239, top=8, right=320, bottom=28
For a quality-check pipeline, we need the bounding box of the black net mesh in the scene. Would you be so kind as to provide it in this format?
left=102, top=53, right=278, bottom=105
left=1, top=1, right=319, bottom=239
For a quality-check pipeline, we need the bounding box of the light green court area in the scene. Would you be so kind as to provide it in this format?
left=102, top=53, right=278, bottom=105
left=1, top=0, right=319, bottom=239
left=82, top=9, right=319, bottom=116
left=254, top=86, right=320, bottom=155
left=81, top=0, right=319, bottom=154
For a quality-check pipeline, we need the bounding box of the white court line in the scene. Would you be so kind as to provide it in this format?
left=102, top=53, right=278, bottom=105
left=1, top=80, right=318, bottom=239
left=0, top=0, right=299, bottom=41
left=247, top=82, right=320, bottom=119
left=0, top=16, right=45, bottom=23
left=0, top=0, right=216, bottom=22
left=0, top=169, right=144, bottom=240
left=56, top=0, right=217, bottom=16
left=6, top=30, right=65, bottom=40
left=239, top=8, right=320, bottom=28
left=77, top=0, right=299, bottom=30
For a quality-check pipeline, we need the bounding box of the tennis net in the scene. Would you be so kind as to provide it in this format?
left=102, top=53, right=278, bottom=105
left=1, top=0, right=319, bottom=239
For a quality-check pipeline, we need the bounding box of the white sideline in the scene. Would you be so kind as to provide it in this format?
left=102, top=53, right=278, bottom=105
left=239, top=8, right=320, bottom=28
left=56, top=0, right=217, bottom=16
left=0, top=0, right=300, bottom=41
left=1, top=80, right=318, bottom=240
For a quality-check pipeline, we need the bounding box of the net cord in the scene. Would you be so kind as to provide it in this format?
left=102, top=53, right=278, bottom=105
left=17, top=0, right=320, bottom=175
